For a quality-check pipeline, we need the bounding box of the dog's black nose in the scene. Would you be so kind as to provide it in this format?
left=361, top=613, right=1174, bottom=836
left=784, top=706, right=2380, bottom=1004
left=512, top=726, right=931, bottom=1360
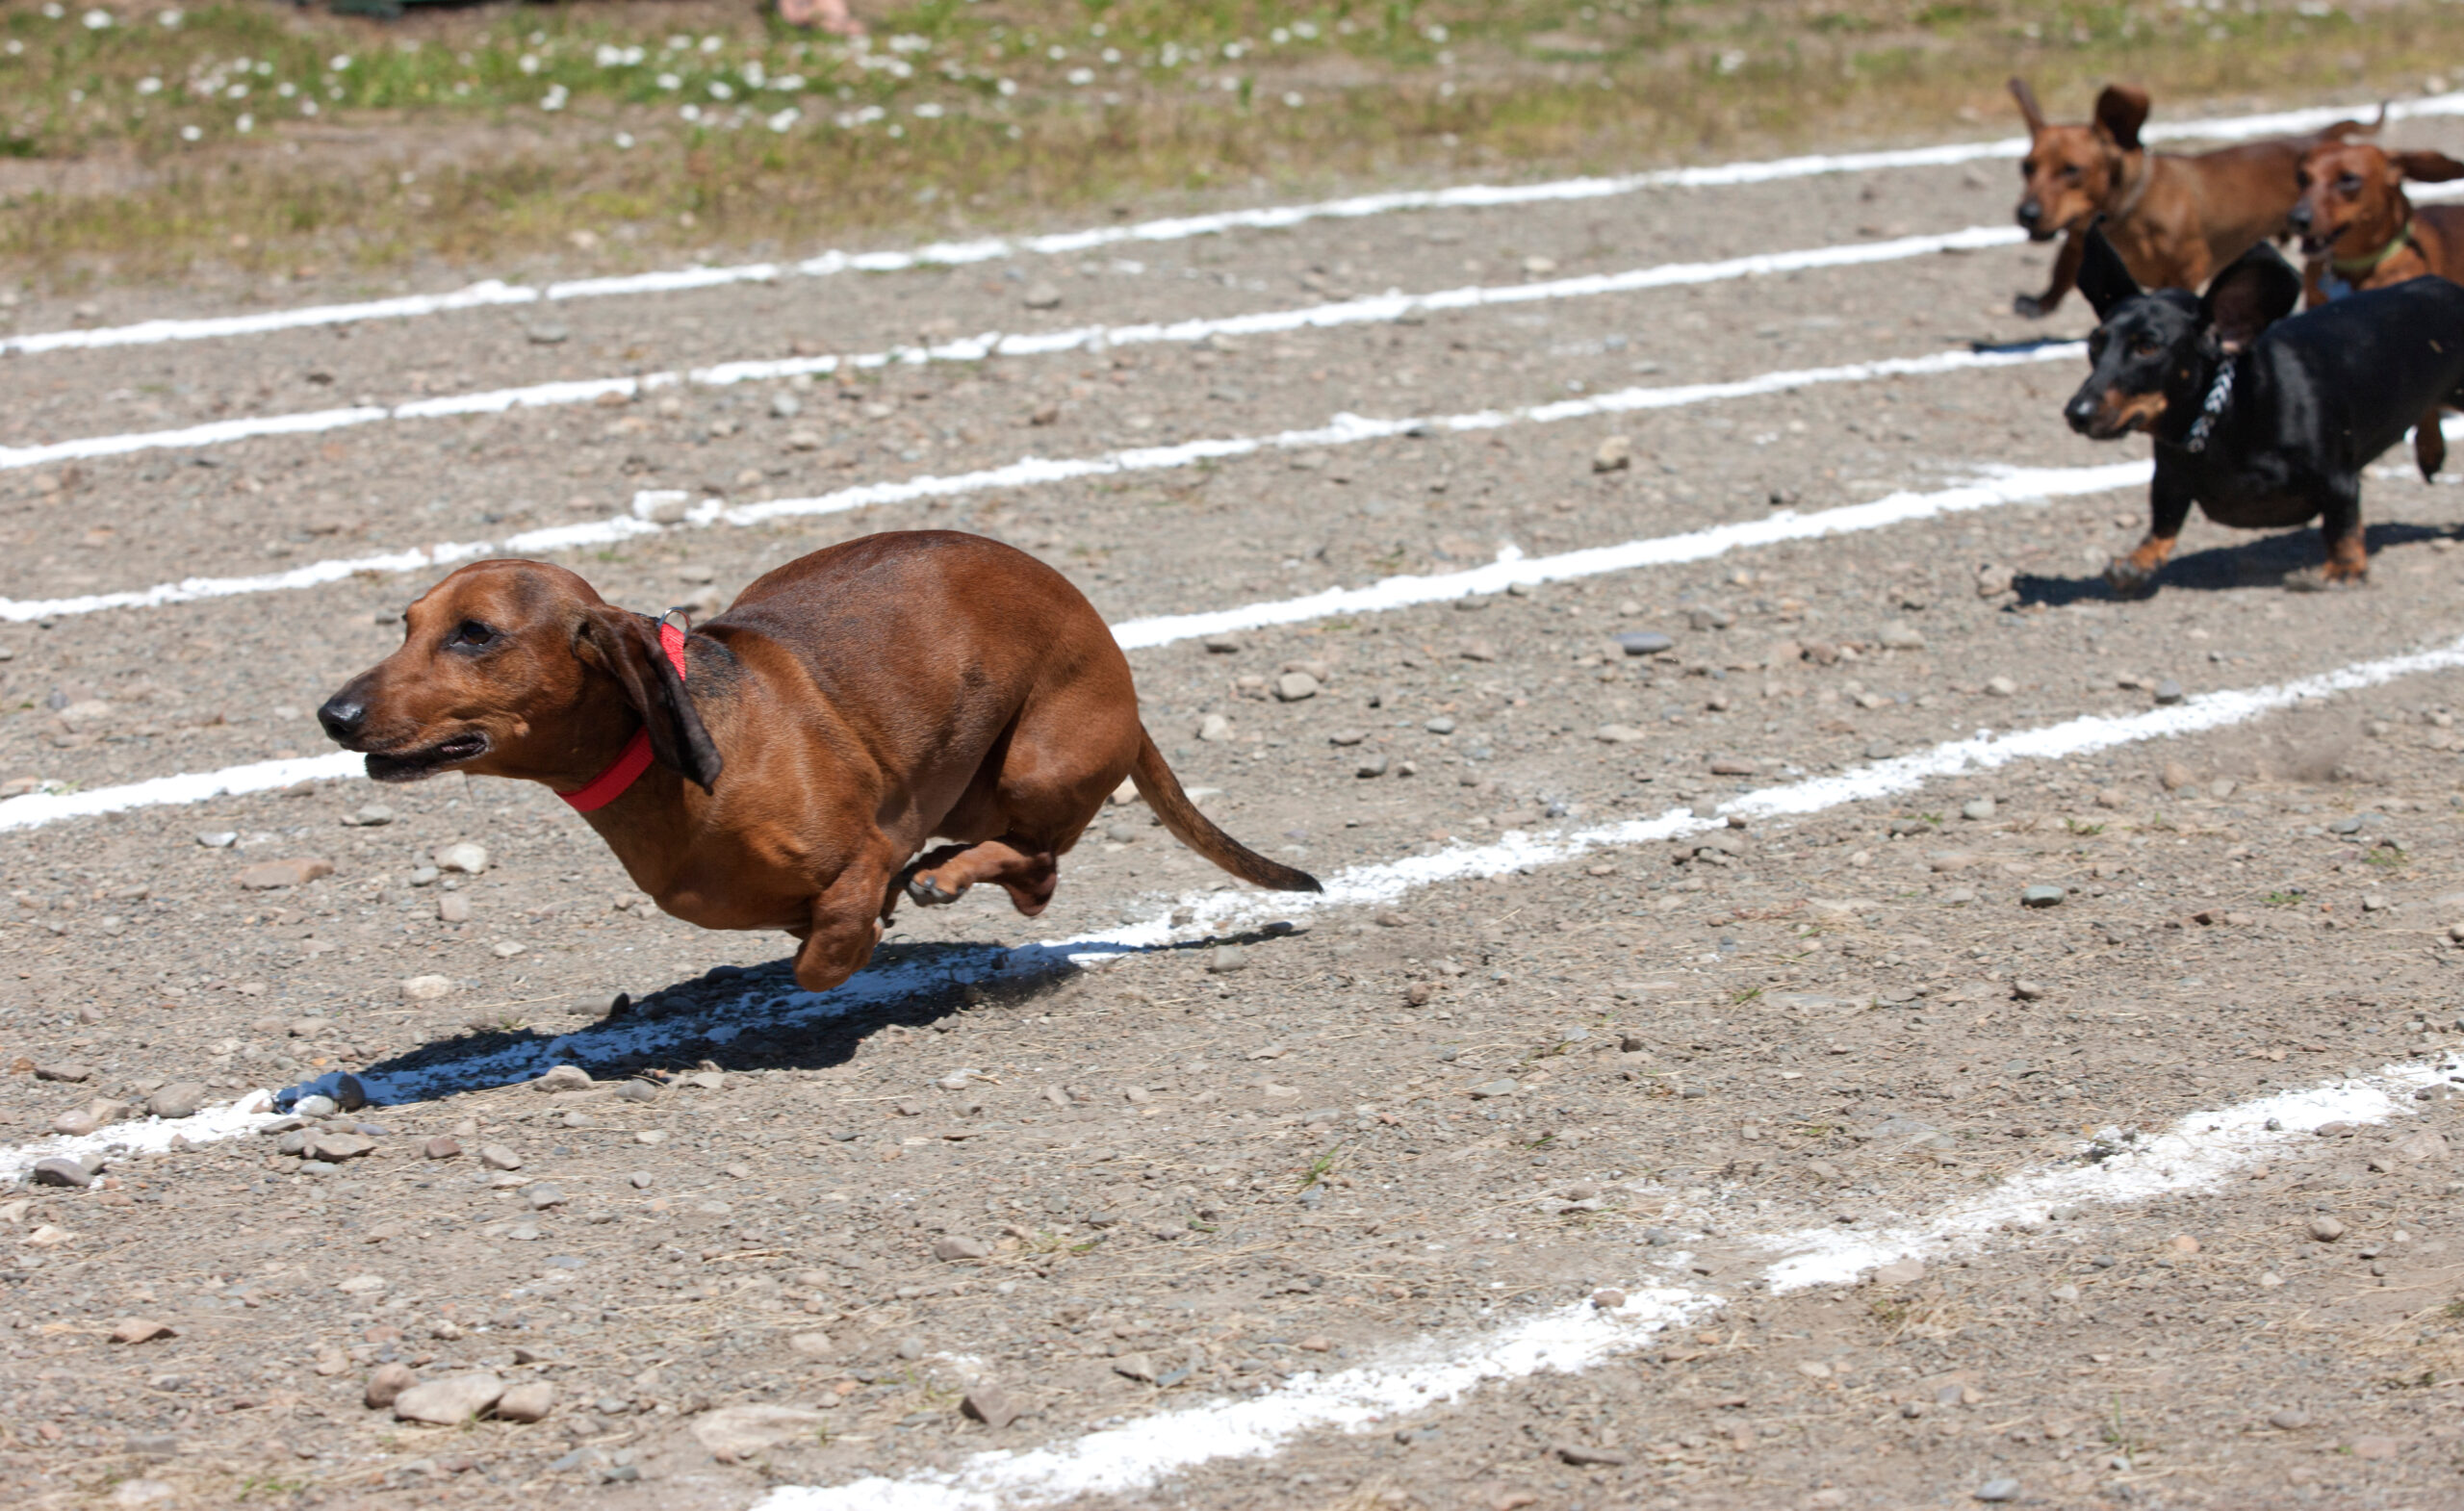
left=2016, top=200, right=2042, bottom=228
left=2286, top=201, right=2312, bottom=232
left=317, top=694, right=366, bottom=742
left=2064, top=397, right=2100, bottom=434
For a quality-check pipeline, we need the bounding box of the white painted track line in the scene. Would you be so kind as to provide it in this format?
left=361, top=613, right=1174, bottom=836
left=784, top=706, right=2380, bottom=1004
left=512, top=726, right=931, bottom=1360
left=8, top=90, right=2453, bottom=361
left=753, top=1065, right=2446, bottom=1511
left=0, top=341, right=2085, bottom=626
left=0, top=227, right=2032, bottom=475
left=12, top=638, right=2460, bottom=1499
left=13, top=629, right=2464, bottom=1132
left=0, top=454, right=2148, bottom=834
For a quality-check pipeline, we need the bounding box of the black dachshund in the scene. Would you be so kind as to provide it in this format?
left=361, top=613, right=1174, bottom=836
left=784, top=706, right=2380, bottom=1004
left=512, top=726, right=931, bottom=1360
left=2065, top=229, right=2464, bottom=593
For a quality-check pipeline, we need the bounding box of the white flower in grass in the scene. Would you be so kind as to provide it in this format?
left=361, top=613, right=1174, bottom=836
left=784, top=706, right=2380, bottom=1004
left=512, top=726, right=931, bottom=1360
left=912, top=101, right=942, bottom=118
left=766, top=107, right=798, bottom=133
left=329, top=55, right=351, bottom=71
left=519, top=54, right=540, bottom=76
left=656, top=72, right=680, bottom=90
left=157, top=8, right=181, bottom=26
left=136, top=76, right=161, bottom=94
left=179, top=123, right=201, bottom=141
left=82, top=9, right=113, bottom=30
left=541, top=83, right=569, bottom=112
left=1066, top=67, right=1093, bottom=86
left=234, top=112, right=251, bottom=132
left=706, top=80, right=732, bottom=100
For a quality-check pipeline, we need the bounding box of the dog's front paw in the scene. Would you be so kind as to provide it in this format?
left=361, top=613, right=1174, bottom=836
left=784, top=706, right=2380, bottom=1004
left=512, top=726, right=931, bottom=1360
left=2283, top=565, right=2367, bottom=593
left=2102, top=556, right=2158, bottom=597
left=2013, top=293, right=2050, bottom=320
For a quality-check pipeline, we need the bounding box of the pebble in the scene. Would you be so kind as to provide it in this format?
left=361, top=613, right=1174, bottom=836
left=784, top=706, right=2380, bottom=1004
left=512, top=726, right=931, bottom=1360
left=399, top=975, right=456, bottom=1002
left=393, top=1372, right=506, bottom=1425
left=424, top=1137, right=462, bottom=1161
left=964, top=1383, right=1021, bottom=1428
left=1877, top=622, right=1926, bottom=651
left=438, top=894, right=472, bottom=924
left=433, top=842, right=489, bottom=875
left=2019, top=885, right=2066, bottom=909
left=787, top=1332, right=835, bottom=1360
left=2269, top=1408, right=2312, bottom=1430
left=1592, top=435, right=1633, bottom=473
left=1615, top=630, right=1675, bottom=656
left=365, top=1362, right=417, bottom=1409
left=692, top=1404, right=837, bottom=1462
left=534, top=1064, right=592, bottom=1093
left=234, top=857, right=335, bottom=890
left=145, top=1083, right=208, bottom=1120
left=526, top=322, right=571, bottom=346
left=346, top=804, right=395, bottom=828
left=2350, top=1435, right=2399, bottom=1460
left=1112, top=1352, right=1158, bottom=1383
left=1356, top=756, right=1390, bottom=779
left=1424, top=716, right=1457, bottom=734
left=1595, top=724, right=1647, bottom=745
left=194, top=832, right=238, bottom=849
left=1205, top=945, right=1249, bottom=974
left=110, top=1318, right=176, bottom=1345
left=2153, top=679, right=2184, bottom=704
left=2307, top=1216, right=2347, bottom=1242
left=51, top=1109, right=101, bottom=1136
left=1201, top=634, right=1243, bottom=654
left=1468, top=1079, right=1519, bottom=1099
left=2011, top=980, right=2048, bottom=1001
left=305, top=1133, right=375, bottom=1163
left=933, top=1236, right=993, bottom=1261
left=1196, top=712, right=1234, bottom=743
left=479, top=1144, right=524, bottom=1171
left=1960, top=797, right=1996, bottom=821
left=1556, top=1444, right=1630, bottom=1467
left=1590, top=1288, right=1627, bottom=1310
left=1021, top=281, right=1063, bottom=310
left=525, top=1184, right=567, bottom=1210
left=1275, top=671, right=1321, bottom=702
left=32, top=1158, right=94, bottom=1188
left=769, top=392, right=802, bottom=420
left=1974, top=1480, right=2021, bottom=1503
left=495, top=1382, right=556, bottom=1423
left=34, top=1062, right=92, bottom=1083
left=1873, top=1258, right=1927, bottom=1287
left=294, top=1094, right=338, bottom=1117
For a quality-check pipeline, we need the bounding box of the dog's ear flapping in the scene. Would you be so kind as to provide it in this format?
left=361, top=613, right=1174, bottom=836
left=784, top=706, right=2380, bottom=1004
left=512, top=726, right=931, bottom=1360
left=578, top=606, right=724, bottom=794
left=2077, top=230, right=2144, bottom=320
left=2200, top=242, right=2303, bottom=351
left=2392, top=149, right=2464, bottom=184
left=2093, top=84, right=2150, bottom=152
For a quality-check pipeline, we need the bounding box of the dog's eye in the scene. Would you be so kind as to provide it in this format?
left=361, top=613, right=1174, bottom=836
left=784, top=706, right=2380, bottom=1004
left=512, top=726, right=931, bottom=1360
left=2131, top=338, right=2161, bottom=357
left=449, top=620, right=497, bottom=649
left=2339, top=172, right=2362, bottom=193
left=2061, top=166, right=2081, bottom=181
left=2019, top=160, right=2035, bottom=178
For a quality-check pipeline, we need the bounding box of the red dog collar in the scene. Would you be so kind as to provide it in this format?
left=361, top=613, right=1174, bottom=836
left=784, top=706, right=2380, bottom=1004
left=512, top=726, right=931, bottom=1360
left=559, top=612, right=691, bottom=813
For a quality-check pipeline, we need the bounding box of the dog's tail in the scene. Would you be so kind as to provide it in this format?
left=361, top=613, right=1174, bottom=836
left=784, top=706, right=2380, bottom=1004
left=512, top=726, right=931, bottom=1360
left=2320, top=101, right=2388, bottom=143
left=1130, top=729, right=1322, bottom=894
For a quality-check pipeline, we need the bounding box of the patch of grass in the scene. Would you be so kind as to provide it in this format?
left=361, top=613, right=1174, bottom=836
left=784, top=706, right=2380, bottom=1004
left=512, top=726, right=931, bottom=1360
left=1296, top=1142, right=1345, bottom=1190
left=9, top=1, right=2464, bottom=283
left=1730, top=986, right=1762, bottom=1004
left=2366, top=846, right=2407, bottom=868
left=2263, top=889, right=2305, bottom=907
left=2064, top=818, right=2105, bottom=836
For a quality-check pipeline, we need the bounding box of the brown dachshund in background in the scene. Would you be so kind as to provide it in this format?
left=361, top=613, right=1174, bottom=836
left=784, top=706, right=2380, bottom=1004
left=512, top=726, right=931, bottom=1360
left=2289, top=137, right=2464, bottom=476
left=2007, top=78, right=2373, bottom=318
left=316, top=532, right=1320, bottom=995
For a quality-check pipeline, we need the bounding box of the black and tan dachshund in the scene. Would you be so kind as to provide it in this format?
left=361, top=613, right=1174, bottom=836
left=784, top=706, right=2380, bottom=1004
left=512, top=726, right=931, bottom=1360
left=2064, top=230, right=2464, bottom=594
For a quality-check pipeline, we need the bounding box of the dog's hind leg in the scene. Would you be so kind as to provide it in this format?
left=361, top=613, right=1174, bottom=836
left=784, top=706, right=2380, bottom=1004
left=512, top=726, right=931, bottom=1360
left=2286, top=476, right=2370, bottom=591
left=2421, top=408, right=2451, bottom=482
left=909, top=837, right=1062, bottom=916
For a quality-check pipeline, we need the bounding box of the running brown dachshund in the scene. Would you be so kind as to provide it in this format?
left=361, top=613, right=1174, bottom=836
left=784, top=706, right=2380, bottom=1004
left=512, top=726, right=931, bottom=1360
left=315, top=532, right=1320, bottom=994
left=2007, top=78, right=2373, bottom=318
left=2288, top=137, right=2464, bottom=477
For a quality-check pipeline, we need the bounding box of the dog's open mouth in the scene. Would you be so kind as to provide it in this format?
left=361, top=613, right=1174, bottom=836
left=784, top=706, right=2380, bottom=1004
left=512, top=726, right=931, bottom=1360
left=2297, top=231, right=2339, bottom=258
left=362, top=731, right=489, bottom=782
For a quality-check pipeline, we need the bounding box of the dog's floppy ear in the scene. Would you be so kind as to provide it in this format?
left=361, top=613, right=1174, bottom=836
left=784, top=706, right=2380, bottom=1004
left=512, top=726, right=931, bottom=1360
left=2008, top=77, right=2047, bottom=134
left=577, top=605, right=723, bottom=793
left=2078, top=229, right=2144, bottom=320
left=2093, top=84, right=2150, bottom=152
left=2200, top=242, right=2303, bottom=351
left=2393, top=149, right=2464, bottom=184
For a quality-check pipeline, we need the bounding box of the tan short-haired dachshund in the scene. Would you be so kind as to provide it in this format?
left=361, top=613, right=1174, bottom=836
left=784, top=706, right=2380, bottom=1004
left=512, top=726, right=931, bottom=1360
left=2007, top=78, right=2373, bottom=318
left=317, top=532, right=1320, bottom=995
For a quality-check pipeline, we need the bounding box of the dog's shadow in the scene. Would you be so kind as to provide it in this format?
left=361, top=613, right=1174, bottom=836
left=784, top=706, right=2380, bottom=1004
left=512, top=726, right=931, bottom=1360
left=2013, top=521, right=2456, bottom=605
left=287, top=927, right=1294, bottom=1111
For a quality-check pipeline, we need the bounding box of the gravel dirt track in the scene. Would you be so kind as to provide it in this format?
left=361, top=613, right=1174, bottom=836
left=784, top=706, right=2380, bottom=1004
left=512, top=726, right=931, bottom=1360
left=14, top=101, right=2464, bottom=1511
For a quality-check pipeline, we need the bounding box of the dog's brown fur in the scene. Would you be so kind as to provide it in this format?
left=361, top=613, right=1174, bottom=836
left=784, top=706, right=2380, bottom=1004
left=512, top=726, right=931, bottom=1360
left=317, top=532, right=1319, bottom=995
left=2292, top=139, right=2464, bottom=477
left=2008, top=78, right=2371, bottom=318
